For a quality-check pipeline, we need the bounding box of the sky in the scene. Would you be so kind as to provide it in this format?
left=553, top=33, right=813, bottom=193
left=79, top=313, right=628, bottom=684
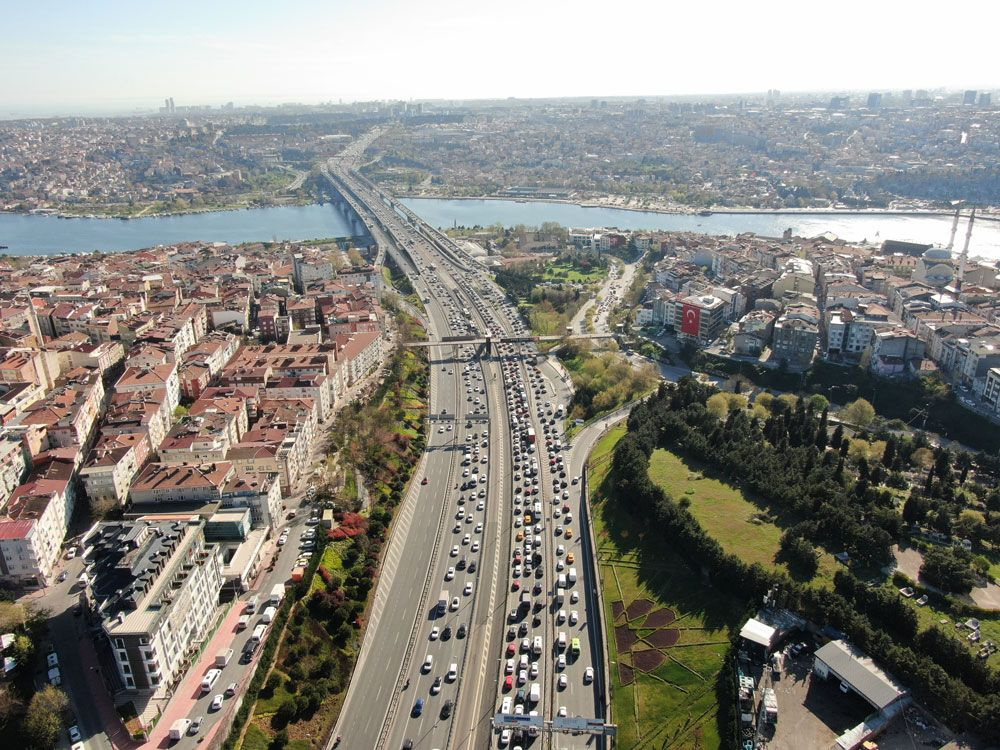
left=4, top=0, right=1000, bottom=117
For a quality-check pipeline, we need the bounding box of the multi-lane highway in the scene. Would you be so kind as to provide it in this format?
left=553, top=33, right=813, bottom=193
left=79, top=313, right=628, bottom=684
left=326, top=142, right=608, bottom=749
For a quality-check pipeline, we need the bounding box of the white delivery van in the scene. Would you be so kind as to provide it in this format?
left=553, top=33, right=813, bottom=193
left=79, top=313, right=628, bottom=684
left=261, top=606, right=277, bottom=624
left=245, top=595, right=259, bottom=613
left=568, top=567, right=578, bottom=584
left=200, top=668, right=222, bottom=694
left=529, top=682, right=541, bottom=704
left=557, top=573, right=567, bottom=589
left=237, top=614, right=250, bottom=630
left=215, top=648, right=234, bottom=667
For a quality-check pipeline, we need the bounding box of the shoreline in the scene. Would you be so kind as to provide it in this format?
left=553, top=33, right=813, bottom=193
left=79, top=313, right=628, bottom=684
left=0, top=196, right=316, bottom=221
left=396, top=193, right=1000, bottom=220
left=4, top=195, right=999, bottom=223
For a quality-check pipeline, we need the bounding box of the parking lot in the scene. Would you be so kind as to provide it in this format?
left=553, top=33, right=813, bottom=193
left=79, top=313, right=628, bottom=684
left=765, top=653, right=872, bottom=750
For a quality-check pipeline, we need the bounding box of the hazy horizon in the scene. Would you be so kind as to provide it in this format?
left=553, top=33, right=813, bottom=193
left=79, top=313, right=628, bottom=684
left=4, top=0, right=1000, bottom=120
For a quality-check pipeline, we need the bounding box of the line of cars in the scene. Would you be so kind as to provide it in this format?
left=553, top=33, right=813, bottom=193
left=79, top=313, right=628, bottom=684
left=494, top=343, right=595, bottom=747
left=412, top=343, right=489, bottom=725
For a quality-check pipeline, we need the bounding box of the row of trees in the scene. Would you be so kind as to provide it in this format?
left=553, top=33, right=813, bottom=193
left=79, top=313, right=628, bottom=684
left=609, top=379, right=1000, bottom=743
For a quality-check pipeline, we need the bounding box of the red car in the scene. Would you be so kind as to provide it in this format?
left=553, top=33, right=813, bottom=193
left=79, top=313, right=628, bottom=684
left=503, top=675, right=514, bottom=691
left=506, top=643, right=516, bottom=657
left=512, top=580, right=521, bottom=591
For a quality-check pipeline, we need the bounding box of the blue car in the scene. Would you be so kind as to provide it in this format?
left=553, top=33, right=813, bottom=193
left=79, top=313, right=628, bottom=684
left=412, top=698, right=424, bottom=717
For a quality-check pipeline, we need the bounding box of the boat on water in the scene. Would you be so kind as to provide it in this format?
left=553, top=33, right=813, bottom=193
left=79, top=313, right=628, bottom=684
left=698, top=210, right=713, bottom=216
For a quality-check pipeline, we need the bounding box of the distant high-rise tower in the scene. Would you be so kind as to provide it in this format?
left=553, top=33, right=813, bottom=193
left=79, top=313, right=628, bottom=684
left=902, top=89, right=913, bottom=105
left=169, top=97, right=175, bottom=112
left=979, top=92, right=991, bottom=107
left=867, top=92, right=882, bottom=109
left=828, top=96, right=849, bottom=110
left=963, top=90, right=978, bottom=105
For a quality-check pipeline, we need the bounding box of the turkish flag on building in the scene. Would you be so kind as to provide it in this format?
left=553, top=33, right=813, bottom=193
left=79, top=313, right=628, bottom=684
left=681, top=303, right=701, bottom=336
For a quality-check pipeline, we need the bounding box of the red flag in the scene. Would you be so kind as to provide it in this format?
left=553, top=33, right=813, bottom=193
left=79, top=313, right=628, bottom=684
left=681, top=303, right=701, bottom=336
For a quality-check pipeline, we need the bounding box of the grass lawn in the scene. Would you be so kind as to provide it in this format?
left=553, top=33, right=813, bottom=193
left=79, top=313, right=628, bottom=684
left=240, top=722, right=271, bottom=750
left=589, top=427, right=744, bottom=750
left=542, top=259, right=606, bottom=284
left=646, top=448, right=840, bottom=588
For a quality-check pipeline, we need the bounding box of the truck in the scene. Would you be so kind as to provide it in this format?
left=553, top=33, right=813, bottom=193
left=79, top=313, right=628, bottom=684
left=215, top=648, right=234, bottom=668
left=525, top=426, right=536, bottom=444
left=169, top=718, right=192, bottom=740
left=438, top=590, right=449, bottom=616
left=519, top=591, right=531, bottom=612
left=269, top=583, right=285, bottom=606
left=290, top=566, right=306, bottom=582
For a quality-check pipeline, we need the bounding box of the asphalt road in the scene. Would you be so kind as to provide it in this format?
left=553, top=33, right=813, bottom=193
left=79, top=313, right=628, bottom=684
left=325, top=158, right=610, bottom=750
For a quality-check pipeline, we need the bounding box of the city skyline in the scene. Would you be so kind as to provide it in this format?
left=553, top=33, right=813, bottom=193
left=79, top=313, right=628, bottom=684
left=4, top=0, right=1000, bottom=118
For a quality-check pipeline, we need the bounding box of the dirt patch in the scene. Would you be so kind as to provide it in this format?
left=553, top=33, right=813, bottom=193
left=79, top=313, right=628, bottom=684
left=615, top=625, right=639, bottom=653
left=625, top=598, right=655, bottom=622
left=644, top=629, right=681, bottom=648
left=619, top=663, right=635, bottom=685
left=612, top=600, right=626, bottom=621
left=642, top=608, right=677, bottom=628
left=633, top=648, right=667, bottom=672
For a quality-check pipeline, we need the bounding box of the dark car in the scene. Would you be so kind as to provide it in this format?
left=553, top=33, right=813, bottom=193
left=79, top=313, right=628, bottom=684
left=456, top=557, right=467, bottom=570
left=468, top=561, right=477, bottom=573
left=441, top=626, right=452, bottom=641
left=457, top=624, right=467, bottom=639
left=412, top=698, right=424, bottom=717
left=440, top=699, right=454, bottom=719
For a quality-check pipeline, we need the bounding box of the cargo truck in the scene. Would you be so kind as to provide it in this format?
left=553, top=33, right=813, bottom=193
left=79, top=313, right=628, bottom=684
left=215, top=648, right=234, bottom=667
left=438, top=590, right=449, bottom=615
left=169, top=719, right=192, bottom=740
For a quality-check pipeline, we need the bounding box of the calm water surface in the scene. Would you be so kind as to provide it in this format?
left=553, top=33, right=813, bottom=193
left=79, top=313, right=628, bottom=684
left=3, top=199, right=999, bottom=262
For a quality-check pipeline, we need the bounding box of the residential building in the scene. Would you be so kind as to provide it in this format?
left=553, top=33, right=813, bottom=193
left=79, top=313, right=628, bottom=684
left=84, top=518, right=223, bottom=699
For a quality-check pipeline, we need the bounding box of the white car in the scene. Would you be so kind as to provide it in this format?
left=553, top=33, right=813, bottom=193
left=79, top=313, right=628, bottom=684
left=556, top=654, right=566, bottom=669
left=451, top=546, right=459, bottom=557
left=584, top=666, right=594, bottom=683
left=570, top=591, right=579, bottom=604
left=445, top=567, right=455, bottom=581
left=471, top=541, right=480, bottom=552
left=68, top=726, right=82, bottom=743
left=464, top=582, right=473, bottom=596
left=556, top=544, right=565, bottom=556
left=210, top=694, right=224, bottom=711
left=570, top=610, right=579, bottom=625
left=557, top=674, right=568, bottom=689
left=429, top=627, right=440, bottom=640
left=558, top=705, right=568, bottom=717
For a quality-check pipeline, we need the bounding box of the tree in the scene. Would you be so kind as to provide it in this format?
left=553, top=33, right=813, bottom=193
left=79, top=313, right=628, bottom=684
left=23, top=685, right=68, bottom=748
left=920, top=546, right=975, bottom=594
left=842, top=398, right=876, bottom=427
left=0, top=602, right=26, bottom=632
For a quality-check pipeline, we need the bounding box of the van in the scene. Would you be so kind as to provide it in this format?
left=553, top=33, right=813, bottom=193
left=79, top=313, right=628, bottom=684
left=245, top=595, right=259, bottom=614
left=558, top=632, right=567, bottom=650
left=200, top=668, right=222, bottom=694
left=529, top=682, right=541, bottom=704
left=237, top=614, right=250, bottom=630
left=557, top=574, right=567, bottom=589
left=261, top=606, right=277, bottom=624
left=568, top=567, right=578, bottom=584
left=532, top=636, right=543, bottom=656
left=250, top=624, right=267, bottom=648
left=447, top=663, right=458, bottom=682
